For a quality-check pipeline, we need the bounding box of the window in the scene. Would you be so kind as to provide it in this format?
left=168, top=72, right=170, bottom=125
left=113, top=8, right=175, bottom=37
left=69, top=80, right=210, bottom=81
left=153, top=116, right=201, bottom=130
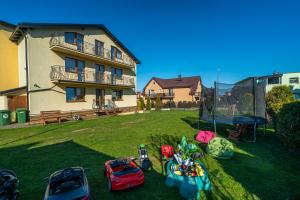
left=66, top=87, right=85, bottom=102
left=111, top=67, right=123, bottom=79
left=268, top=77, right=280, bottom=85
left=65, top=32, right=75, bottom=44
left=111, top=46, right=122, bottom=60
left=95, top=64, right=105, bottom=82
left=116, top=49, right=122, bottom=59
left=289, top=77, right=299, bottom=84
left=64, top=32, right=84, bottom=45
left=95, top=40, right=104, bottom=56
left=65, top=57, right=85, bottom=73
left=112, top=90, right=123, bottom=101
left=168, top=89, right=173, bottom=96
left=65, top=57, right=76, bottom=72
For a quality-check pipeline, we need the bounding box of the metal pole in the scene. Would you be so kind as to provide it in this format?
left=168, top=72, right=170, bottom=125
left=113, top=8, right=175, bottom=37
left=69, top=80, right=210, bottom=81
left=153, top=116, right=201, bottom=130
left=213, top=81, right=217, bottom=133
left=253, top=78, right=256, bottom=142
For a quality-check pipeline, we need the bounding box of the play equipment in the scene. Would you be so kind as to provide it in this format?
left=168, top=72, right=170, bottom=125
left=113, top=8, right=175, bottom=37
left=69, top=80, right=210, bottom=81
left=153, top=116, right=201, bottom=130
left=0, top=170, right=19, bottom=200
left=195, top=130, right=216, bottom=144
left=200, top=78, right=267, bottom=142
left=43, top=167, right=90, bottom=200
left=165, top=160, right=211, bottom=199
left=164, top=136, right=211, bottom=199
left=138, top=144, right=152, bottom=171
left=161, top=145, right=174, bottom=160
left=206, top=137, right=234, bottom=159
left=104, top=158, right=144, bottom=191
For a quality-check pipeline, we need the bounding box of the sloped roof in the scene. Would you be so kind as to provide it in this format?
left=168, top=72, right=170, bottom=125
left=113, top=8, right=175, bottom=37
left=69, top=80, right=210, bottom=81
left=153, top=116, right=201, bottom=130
left=0, top=20, right=16, bottom=29
left=144, top=76, right=201, bottom=94
left=9, top=22, right=140, bottom=64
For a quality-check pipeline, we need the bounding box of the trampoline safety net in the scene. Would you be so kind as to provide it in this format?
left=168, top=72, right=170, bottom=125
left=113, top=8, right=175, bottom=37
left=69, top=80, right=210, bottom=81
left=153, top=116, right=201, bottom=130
left=201, top=78, right=266, bottom=125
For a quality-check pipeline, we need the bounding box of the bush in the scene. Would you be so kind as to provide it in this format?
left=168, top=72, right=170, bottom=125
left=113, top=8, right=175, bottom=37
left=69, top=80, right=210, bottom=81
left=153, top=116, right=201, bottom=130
left=137, top=97, right=145, bottom=111
left=177, top=101, right=200, bottom=108
left=266, top=86, right=294, bottom=127
left=155, top=95, right=161, bottom=111
left=151, top=100, right=155, bottom=109
left=146, top=97, right=151, bottom=110
left=277, top=101, right=300, bottom=149
left=162, top=100, right=176, bottom=108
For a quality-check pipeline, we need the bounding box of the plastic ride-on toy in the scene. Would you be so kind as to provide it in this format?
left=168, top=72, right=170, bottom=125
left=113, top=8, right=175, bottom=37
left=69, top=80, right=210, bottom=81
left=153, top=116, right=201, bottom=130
left=138, top=144, right=152, bottom=171
left=104, top=158, right=144, bottom=191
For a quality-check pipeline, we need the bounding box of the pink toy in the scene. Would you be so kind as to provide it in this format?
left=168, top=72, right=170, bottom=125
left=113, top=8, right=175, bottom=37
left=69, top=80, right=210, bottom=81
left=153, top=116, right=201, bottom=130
left=196, top=130, right=216, bottom=144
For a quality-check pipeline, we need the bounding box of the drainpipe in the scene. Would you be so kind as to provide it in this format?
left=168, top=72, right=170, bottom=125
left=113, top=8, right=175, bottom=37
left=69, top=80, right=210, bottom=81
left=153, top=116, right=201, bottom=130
left=25, top=36, right=30, bottom=113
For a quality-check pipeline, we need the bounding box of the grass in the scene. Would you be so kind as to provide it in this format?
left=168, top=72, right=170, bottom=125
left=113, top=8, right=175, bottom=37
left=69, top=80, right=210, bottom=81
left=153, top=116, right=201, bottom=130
left=0, top=110, right=299, bottom=200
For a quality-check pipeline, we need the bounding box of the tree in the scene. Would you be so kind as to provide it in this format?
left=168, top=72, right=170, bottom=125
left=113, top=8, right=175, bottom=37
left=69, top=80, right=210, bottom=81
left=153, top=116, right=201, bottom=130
left=146, top=97, right=151, bottom=110
left=137, top=97, right=145, bottom=111
left=266, top=85, right=294, bottom=128
left=155, top=95, right=161, bottom=111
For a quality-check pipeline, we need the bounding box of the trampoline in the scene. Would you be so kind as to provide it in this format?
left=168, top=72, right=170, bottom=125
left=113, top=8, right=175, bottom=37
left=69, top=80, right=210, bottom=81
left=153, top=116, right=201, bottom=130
left=200, top=77, right=267, bottom=142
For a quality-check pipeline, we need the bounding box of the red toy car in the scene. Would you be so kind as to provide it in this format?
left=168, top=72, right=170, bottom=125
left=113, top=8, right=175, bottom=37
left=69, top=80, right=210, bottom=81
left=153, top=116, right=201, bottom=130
left=104, top=158, right=144, bottom=191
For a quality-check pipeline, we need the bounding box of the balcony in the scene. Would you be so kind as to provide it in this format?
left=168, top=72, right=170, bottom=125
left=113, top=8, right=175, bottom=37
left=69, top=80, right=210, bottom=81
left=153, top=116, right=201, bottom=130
left=145, top=92, right=175, bottom=99
left=50, top=65, right=135, bottom=88
left=49, top=33, right=135, bottom=70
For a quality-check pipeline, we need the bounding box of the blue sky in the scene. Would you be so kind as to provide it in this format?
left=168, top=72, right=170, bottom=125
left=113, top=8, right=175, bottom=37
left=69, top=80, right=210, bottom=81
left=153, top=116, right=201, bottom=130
left=2, top=0, right=300, bottom=90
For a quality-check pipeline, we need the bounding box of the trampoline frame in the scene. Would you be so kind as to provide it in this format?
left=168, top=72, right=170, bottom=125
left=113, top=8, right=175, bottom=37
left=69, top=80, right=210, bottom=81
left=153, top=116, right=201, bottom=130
left=199, top=77, right=267, bottom=142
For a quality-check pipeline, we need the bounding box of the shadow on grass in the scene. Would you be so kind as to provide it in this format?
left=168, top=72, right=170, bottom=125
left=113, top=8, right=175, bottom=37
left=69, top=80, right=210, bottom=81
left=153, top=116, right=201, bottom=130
left=0, top=121, right=80, bottom=147
left=181, top=116, right=300, bottom=199
left=0, top=140, right=181, bottom=200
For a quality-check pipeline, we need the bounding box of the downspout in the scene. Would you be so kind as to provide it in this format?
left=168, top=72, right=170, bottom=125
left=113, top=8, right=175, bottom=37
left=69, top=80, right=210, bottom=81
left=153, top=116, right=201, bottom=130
left=25, top=36, right=30, bottom=113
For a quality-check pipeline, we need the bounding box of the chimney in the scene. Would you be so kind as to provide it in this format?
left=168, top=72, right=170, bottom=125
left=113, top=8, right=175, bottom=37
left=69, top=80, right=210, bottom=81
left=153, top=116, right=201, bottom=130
left=178, top=74, right=182, bottom=80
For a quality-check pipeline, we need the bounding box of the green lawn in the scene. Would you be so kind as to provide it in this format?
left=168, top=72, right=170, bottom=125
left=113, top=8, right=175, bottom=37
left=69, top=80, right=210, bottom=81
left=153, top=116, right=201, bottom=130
left=0, top=111, right=299, bottom=200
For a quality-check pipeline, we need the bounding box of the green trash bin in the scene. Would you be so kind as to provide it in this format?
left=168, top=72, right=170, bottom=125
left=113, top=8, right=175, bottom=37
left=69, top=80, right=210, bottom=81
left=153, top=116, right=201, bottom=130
left=0, top=110, right=11, bottom=126
left=16, top=108, right=27, bottom=123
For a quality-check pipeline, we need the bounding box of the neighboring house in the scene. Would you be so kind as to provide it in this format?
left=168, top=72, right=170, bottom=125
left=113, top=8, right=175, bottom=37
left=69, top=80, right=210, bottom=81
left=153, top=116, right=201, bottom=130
left=0, top=21, right=27, bottom=111
left=143, top=76, right=202, bottom=103
left=258, top=72, right=300, bottom=99
left=0, top=21, right=140, bottom=116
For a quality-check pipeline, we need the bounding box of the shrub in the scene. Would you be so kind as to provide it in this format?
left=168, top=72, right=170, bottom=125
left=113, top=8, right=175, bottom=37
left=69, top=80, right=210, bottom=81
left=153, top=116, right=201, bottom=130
left=137, top=97, right=145, bottom=111
left=266, top=86, right=294, bottom=127
left=155, top=95, right=161, bottom=110
left=177, top=101, right=199, bottom=108
left=277, top=101, right=300, bottom=149
left=146, top=97, right=151, bottom=110
left=151, top=100, right=155, bottom=109
left=162, top=100, right=176, bottom=108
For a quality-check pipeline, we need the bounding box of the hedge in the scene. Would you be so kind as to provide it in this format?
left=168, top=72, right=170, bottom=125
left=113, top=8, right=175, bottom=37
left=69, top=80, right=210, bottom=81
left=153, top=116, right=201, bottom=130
left=277, top=101, right=300, bottom=149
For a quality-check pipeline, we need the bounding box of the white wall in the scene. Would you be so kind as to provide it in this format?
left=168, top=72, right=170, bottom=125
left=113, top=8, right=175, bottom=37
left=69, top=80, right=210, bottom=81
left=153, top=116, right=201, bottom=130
left=17, top=37, right=27, bottom=87
left=265, top=72, right=300, bottom=93
left=0, top=96, right=8, bottom=110
left=282, top=72, right=300, bottom=90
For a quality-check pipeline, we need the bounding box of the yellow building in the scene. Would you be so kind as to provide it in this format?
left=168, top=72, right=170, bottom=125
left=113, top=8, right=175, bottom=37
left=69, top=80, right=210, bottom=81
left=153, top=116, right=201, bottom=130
left=0, top=21, right=140, bottom=117
left=143, top=76, right=202, bottom=104
left=0, top=21, right=19, bottom=91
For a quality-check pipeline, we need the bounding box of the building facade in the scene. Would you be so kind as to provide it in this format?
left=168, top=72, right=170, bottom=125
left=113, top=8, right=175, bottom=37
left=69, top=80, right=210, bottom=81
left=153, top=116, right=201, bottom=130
left=143, top=76, right=202, bottom=103
left=0, top=22, right=140, bottom=115
left=260, top=72, right=300, bottom=99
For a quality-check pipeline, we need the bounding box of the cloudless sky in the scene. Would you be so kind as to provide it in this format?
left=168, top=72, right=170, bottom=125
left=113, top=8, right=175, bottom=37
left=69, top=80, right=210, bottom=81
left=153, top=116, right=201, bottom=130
left=2, top=0, right=300, bottom=90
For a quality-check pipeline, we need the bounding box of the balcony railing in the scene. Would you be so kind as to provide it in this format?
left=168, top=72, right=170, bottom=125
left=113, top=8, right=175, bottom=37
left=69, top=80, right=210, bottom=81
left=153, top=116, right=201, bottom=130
left=49, top=33, right=135, bottom=68
left=50, top=65, right=135, bottom=87
left=145, top=93, right=175, bottom=99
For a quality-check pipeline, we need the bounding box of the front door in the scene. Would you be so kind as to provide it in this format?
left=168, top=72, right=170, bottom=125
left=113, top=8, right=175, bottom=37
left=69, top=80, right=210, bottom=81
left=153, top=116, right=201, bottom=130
left=96, top=89, right=105, bottom=107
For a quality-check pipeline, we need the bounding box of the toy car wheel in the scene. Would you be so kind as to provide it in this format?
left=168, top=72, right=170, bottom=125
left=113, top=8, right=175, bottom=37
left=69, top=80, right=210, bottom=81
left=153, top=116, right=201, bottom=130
left=107, top=179, right=112, bottom=192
